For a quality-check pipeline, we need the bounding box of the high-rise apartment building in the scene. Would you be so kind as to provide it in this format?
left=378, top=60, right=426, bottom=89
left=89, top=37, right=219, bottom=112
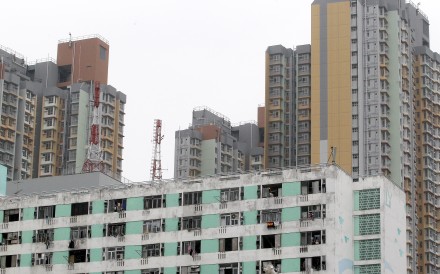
left=265, top=1, right=435, bottom=273
left=174, top=107, right=262, bottom=179
left=0, top=35, right=125, bottom=181
left=264, top=45, right=312, bottom=169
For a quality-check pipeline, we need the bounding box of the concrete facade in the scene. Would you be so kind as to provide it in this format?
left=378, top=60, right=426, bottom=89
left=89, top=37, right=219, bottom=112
left=0, top=164, right=405, bottom=273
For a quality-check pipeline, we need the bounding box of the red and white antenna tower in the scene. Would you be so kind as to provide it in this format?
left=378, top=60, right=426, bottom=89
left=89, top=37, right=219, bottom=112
left=150, top=119, right=164, bottom=181
left=82, top=81, right=104, bottom=173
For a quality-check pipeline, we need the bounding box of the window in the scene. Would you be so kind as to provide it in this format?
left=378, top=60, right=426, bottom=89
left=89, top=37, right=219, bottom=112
left=104, top=246, right=124, bottom=260
left=301, top=256, right=326, bottom=271
left=261, top=234, right=281, bottom=249
left=105, top=199, right=126, bottom=213
left=143, top=219, right=161, bottom=234
left=220, top=188, right=239, bottom=202
left=182, top=216, right=201, bottom=230
left=70, top=226, right=90, bottom=239
left=71, top=202, right=89, bottom=216
left=219, top=263, right=239, bottom=274
left=261, top=209, right=281, bottom=223
left=36, top=206, right=55, bottom=219
left=181, top=266, right=200, bottom=274
left=142, top=268, right=161, bottom=274
left=301, top=179, right=326, bottom=195
left=262, top=183, right=282, bottom=198
left=144, top=195, right=162, bottom=209
left=219, top=238, right=238, bottom=252
left=220, top=213, right=239, bottom=226
left=105, top=223, right=126, bottom=237
left=142, top=244, right=161, bottom=257
left=301, top=230, right=326, bottom=245
left=183, top=191, right=202, bottom=205
left=100, top=46, right=107, bottom=60
left=182, top=240, right=201, bottom=255
left=69, top=249, right=89, bottom=263
left=3, top=209, right=20, bottom=222
left=33, top=253, right=52, bottom=266
left=2, top=232, right=20, bottom=245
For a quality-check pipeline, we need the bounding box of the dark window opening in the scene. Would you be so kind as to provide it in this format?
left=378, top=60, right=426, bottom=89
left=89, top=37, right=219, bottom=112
left=301, top=179, right=326, bottom=195
left=262, top=183, right=282, bottom=198
left=69, top=249, right=88, bottom=263
left=301, top=230, right=325, bottom=245
left=33, top=229, right=54, bottom=244
left=219, top=263, right=239, bottom=274
left=183, top=191, right=202, bottom=205
left=220, top=188, right=239, bottom=202
left=0, top=255, right=19, bottom=268
left=105, top=199, right=126, bottom=213
left=144, top=195, right=162, bottom=209
left=142, top=243, right=161, bottom=257
left=182, top=240, right=201, bottom=255
left=58, top=65, right=72, bottom=83
left=262, top=260, right=281, bottom=273
left=2, top=232, right=20, bottom=245
left=301, top=256, right=326, bottom=271
left=219, top=238, right=238, bottom=252
left=4, top=209, right=19, bottom=222
left=71, top=202, right=89, bottom=216
left=71, top=226, right=90, bottom=239
left=301, top=204, right=326, bottom=220
left=105, top=223, right=126, bottom=237
left=261, top=234, right=280, bottom=249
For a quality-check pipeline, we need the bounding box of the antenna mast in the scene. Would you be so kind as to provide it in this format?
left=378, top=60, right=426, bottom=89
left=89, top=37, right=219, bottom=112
left=82, top=81, right=104, bottom=173
left=150, top=119, right=164, bottom=181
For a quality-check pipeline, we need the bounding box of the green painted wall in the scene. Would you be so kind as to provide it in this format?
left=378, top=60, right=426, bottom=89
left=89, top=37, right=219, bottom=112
left=55, top=204, right=71, bottom=217
left=282, top=232, right=301, bottom=247
left=164, top=242, right=178, bottom=256
left=75, top=89, right=90, bottom=172
left=243, top=210, right=258, bottom=225
left=282, top=182, right=301, bottom=196
left=243, top=235, right=257, bottom=250
left=200, top=139, right=217, bottom=176
left=0, top=211, right=3, bottom=223
left=387, top=10, right=403, bottom=187
left=354, top=191, right=360, bottom=211
left=201, top=264, right=219, bottom=274
left=0, top=165, right=6, bottom=195
left=92, top=200, right=105, bottom=214
left=22, top=207, right=35, bottom=220
left=127, top=197, right=143, bottom=211
left=125, top=245, right=141, bottom=259
left=126, top=221, right=143, bottom=235
left=125, top=270, right=141, bottom=274
left=244, top=185, right=258, bottom=200
left=53, top=251, right=69, bottom=264
left=282, top=258, right=301, bottom=272
left=354, top=241, right=360, bottom=260
left=202, top=189, right=220, bottom=204
left=165, top=218, right=179, bottom=232
left=20, top=254, right=32, bottom=267
left=166, top=193, right=180, bottom=207
left=91, top=224, right=104, bottom=238
left=201, top=239, right=219, bottom=253
left=54, top=227, right=70, bottom=241
left=202, top=214, right=219, bottom=229
left=282, top=207, right=301, bottom=222
left=164, top=267, right=177, bottom=274
left=22, top=231, right=33, bottom=244
left=90, top=248, right=102, bottom=262
left=354, top=216, right=360, bottom=236
left=243, top=261, right=257, bottom=274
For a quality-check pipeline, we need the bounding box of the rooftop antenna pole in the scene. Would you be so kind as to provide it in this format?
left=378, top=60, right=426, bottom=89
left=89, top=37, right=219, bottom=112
left=150, top=119, right=164, bottom=181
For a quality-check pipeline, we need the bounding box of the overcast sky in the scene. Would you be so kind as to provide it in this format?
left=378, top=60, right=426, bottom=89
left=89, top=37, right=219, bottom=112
left=2, top=0, right=440, bottom=181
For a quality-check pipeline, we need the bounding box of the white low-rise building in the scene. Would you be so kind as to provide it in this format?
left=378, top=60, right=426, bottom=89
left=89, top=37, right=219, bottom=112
left=0, top=164, right=405, bottom=274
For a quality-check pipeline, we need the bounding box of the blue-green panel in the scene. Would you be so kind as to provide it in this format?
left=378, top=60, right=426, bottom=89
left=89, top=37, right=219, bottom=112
left=201, top=239, right=218, bottom=253
left=20, top=254, right=32, bottom=267
left=92, top=200, right=105, bottom=214
left=125, top=245, right=141, bottom=259
left=201, top=214, right=219, bottom=229
left=164, top=242, right=178, bottom=256
left=243, top=210, right=258, bottom=225
left=90, top=248, right=102, bottom=262
left=165, top=218, right=179, bottom=232
left=22, top=231, right=33, bottom=244
left=282, top=182, right=301, bottom=196
left=54, top=227, right=71, bottom=241
left=127, top=197, right=144, bottom=211
left=53, top=251, right=69, bottom=264
left=55, top=204, right=71, bottom=217
left=281, top=232, right=301, bottom=247
left=0, top=165, right=6, bottom=196
left=282, top=258, right=301, bottom=272
left=125, top=271, right=141, bottom=274
left=202, top=189, right=220, bottom=204
left=164, top=267, right=177, bottom=274
left=126, top=221, right=143, bottom=235
left=91, top=224, right=104, bottom=238
left=22, top=207, right=35, bottom=220
left=282, top=207, right=301, bottom=222
left=243, top=236, right=257, bottom=250
left=0, top=211, right=3, bottom=223
left=166, top=193, right=180, bottom=207
left=243, top=261, right=256, bottom=274
left=201, top=264, right=219, bottom=273
left=244, top=185, right=258, bottom=200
